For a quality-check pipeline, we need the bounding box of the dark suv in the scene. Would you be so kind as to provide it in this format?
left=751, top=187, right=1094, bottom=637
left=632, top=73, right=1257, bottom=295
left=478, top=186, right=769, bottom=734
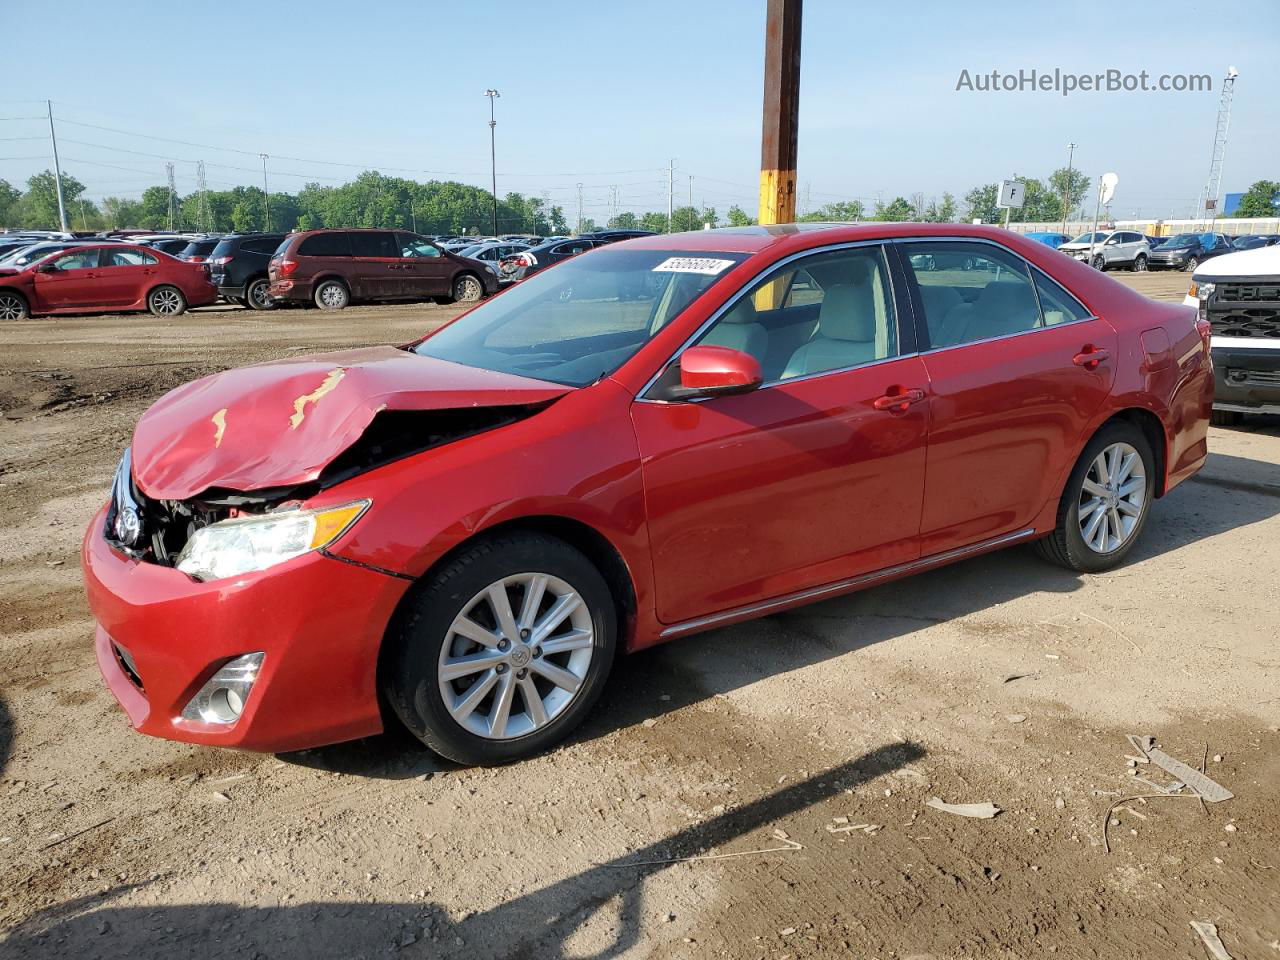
left=268, top=229, right=498, bottom=310
left=1148, top=232, right=1233, bottom=272
left=207, top=234, right=286, bottom=310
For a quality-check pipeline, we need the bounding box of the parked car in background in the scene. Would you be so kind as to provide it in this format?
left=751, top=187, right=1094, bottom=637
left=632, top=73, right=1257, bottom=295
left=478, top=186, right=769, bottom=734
left=178, top=238, right=220, bottom=263
left=1183, top=243, right=1280, bottom=425
left=0, top=239, right=126, bottom=270
left=148, top=238, right=197, bottom=256
left=1024, top=232, right=1072, bottom=249
left=1230, top=235, right=1280, bottom=251
left=207, top=233, right=286, bottom=310
left=1147, top=232, right=1233, bottom=272
left=0, top=244, right=217, bottom=319
left=1058, top=230, right=1151, bottom=271
left=81, top=223, right=1210, bottom=763
left=267, top=229, right=498, bottom=309
left=457, top=241, right=534, bottom=272
left=500, top=236, right=600, bottom=281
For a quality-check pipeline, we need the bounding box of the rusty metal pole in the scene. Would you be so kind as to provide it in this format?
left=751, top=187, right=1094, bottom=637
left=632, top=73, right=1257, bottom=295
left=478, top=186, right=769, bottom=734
left=758, top=0, right=801, bottom=226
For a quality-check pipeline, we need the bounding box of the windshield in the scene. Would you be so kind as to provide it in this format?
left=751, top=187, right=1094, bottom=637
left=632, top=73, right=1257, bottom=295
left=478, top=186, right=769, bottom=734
left=1069, top=232, right=1108, bottom=244
left=415, top=248, right=747, bottom=387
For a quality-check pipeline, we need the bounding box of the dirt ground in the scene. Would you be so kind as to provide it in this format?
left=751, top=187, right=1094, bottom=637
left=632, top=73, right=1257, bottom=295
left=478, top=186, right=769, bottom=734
left=1, top=272, right=1278, bottom=959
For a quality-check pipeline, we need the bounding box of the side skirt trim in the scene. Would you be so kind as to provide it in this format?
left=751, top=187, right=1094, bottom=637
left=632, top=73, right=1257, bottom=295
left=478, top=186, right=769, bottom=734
left=659, top=528, right=1037, bottom=639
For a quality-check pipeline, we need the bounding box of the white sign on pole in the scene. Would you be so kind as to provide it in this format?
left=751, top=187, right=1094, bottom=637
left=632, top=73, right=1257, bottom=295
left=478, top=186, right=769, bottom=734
left=997, top=180, right=1025, bottom=209
left=1099, top=172, right=1119, bottom=205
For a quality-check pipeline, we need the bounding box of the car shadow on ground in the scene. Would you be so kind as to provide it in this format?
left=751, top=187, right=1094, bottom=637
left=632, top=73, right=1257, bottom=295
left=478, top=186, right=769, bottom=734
left=283, top=448, right=1280, bottom=781
left=0, top=692, right=12, bottom=778
left=0, top=742, right=924, bottom=960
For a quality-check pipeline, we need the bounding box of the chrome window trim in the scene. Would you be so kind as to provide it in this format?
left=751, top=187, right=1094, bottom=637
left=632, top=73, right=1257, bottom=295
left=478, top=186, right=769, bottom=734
left=895, top=235, right=1098, bottom=353
left=636, top=238, right=906, bottom=404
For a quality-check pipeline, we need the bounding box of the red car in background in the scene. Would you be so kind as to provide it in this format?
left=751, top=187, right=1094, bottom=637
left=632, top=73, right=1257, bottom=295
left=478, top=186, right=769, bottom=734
left=0, top=244, right=216, bottom=320
left=81, top=224, right=1212, bottom=766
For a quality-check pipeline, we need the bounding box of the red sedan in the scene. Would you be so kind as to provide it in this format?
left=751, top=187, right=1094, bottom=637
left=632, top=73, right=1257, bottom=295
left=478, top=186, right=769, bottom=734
left=81, top=224, right=1211, bottom=764
left=0, top=243, right=216, bottom=319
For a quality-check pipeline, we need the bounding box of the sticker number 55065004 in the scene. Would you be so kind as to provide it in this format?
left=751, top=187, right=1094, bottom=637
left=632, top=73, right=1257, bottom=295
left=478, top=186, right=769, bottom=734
left=651, top=257, right=736, bottom=276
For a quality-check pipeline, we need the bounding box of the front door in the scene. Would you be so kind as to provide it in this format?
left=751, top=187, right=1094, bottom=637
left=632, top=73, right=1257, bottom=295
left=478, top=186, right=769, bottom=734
left=395, top=234, right=452, bottom=298
left=630, top=243, right=929, bottom=625
left=899, top=240, right=1119, bottom=556
left=29, top=248, right=105, bottom=310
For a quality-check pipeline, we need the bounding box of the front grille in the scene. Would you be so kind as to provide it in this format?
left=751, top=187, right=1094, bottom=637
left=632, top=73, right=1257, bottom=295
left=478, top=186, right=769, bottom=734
left=1209, top=307, right=1280, bottom=339
left=1218, top=282, right=1280, bottom=303
left=1226, top=368, right=1280, bottom=386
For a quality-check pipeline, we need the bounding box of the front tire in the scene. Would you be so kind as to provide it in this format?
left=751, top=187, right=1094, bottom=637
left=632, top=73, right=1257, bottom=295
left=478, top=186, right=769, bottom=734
left=147, top=285, right=186, bottom=317
left=0, top=290, right=30, bottom=321
left=245, top=277, right=275, bottom=311
left=1210, top=409, right=1243, bottom=427
left=314, top=279, right=350, bottom=310
left=452, top=273, right=484, bottom=303
left=1035, top=422, right=1155, bottom=573
left=1091, top=254, right=1107, bottom=271
left=383, top=532, right=617, bottom=765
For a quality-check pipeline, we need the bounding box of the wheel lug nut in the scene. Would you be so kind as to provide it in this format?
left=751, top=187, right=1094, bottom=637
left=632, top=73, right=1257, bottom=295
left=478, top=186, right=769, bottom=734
left=520, top=629, right=530, bottom=640
left=496, top=663, right=507, bottom=674
left=516, top=668, right=528, bottom=679
left=532, top=646, right=542, bottom=658
left=498, top=639, right=510, bottom=651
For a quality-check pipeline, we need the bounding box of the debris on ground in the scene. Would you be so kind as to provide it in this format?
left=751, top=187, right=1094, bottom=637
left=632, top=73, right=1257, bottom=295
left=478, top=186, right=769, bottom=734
left=1006, top=714, right=1027, bottom=723
left=1145, top=746, right=1233, bottom=803
left=925, top=798, right=1001, bottom=819
left=1190, top=920, right=1233, bottom=960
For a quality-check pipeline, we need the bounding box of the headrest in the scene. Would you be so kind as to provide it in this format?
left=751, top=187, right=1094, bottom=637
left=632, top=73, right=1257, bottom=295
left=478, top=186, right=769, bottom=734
left=722, top=298, right=758, bottom=324
left=818, top=278, right=876, bottom=342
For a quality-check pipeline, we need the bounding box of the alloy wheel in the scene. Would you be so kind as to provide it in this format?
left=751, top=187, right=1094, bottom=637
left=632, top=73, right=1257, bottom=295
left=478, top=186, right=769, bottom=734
left=248, top=280, right=273, bottom=309
left=1077, top=442, right=1146, bottom=554
left=1133, top=255, right=1147, bottom=272
left=0, top=293, right=26, bottom=320
left=457, top=276, right=482, bottom=302
left=150, top=288, right=183, bottom=315
left=438, top=573, right=594, bottom=740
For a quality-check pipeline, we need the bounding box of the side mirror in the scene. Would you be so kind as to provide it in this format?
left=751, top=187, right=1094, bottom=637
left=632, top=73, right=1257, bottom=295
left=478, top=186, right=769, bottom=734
left=36, top=262, right=60, bottom=274
left=1105, top=237, right=1119, bottom=245
left=674, top=345, right=762, bottom=399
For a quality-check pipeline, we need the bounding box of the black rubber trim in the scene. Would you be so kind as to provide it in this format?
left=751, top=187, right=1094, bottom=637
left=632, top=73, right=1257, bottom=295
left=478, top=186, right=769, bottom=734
left=319, top=549, right=415, bottom=581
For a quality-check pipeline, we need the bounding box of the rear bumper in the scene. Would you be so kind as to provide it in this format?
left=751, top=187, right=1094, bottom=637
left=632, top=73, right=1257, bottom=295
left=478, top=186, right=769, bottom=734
left=82, top=504, right=409, bottom=752
left=268, top=278, right=314, bottom=302
left=1210, top=338, right=1280, bottom=412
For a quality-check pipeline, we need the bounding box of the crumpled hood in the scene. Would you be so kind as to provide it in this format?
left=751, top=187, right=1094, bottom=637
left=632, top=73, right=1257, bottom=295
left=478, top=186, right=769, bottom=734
left=131, top=346, right=572, bottom=500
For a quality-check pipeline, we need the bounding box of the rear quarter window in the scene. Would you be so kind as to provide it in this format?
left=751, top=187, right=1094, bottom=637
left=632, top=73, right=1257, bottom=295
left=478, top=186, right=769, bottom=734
left=298, top=233, right=352, bottom=257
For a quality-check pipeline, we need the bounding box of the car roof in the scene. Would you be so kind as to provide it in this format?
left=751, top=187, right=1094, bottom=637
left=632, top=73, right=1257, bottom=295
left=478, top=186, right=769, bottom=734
left=619, top=222, right=1066, bottom=255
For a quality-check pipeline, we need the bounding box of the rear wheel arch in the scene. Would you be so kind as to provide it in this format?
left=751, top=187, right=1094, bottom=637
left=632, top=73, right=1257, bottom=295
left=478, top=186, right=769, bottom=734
left=1107, top=408, right=1168, bottom=497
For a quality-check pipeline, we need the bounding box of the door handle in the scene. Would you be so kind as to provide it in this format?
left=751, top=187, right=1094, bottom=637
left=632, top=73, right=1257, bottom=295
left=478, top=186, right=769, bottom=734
left=873, top=387, right=926, bottom=412
left=1072, top=346, right=1110, bottom=369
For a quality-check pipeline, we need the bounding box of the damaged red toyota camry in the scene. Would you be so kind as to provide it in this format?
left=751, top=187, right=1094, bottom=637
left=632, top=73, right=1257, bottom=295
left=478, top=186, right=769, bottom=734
left=82, top=224, right=1212, bottom=765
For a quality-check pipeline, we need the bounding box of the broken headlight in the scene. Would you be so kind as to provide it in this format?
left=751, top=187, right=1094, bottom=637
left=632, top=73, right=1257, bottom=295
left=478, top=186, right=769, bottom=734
left=108, top=448, right=143, bottom=548
left=175, top=500, right=369, bottom=582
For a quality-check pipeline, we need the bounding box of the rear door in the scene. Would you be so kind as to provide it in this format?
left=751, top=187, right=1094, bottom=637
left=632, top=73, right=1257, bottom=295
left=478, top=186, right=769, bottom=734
left=395, top=234, right=451, bottom=297
left=348, top=231, right=400, bottom=299
left=899, top=240, right=1118, bottom=556
left=29, top=248, right=106, bottom=310
left=95, top=247, right=160, bottom=305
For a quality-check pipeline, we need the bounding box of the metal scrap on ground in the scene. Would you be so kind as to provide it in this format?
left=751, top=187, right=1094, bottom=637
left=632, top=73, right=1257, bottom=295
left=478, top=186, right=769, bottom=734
left=1190, top=920, right=1234, bottom=960
left=1145, top=747, right=1233, bottom=803
left=925, top=797, right=1001, bottom=819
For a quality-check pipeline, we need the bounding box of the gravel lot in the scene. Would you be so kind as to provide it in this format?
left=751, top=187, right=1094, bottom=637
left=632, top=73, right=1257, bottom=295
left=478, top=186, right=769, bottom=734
left=2, top=272, right=1278, bottom=958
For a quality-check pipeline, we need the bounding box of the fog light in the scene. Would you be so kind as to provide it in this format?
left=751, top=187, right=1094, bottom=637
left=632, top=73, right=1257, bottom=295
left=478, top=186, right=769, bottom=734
left=180, top=653, right=264, bottom=726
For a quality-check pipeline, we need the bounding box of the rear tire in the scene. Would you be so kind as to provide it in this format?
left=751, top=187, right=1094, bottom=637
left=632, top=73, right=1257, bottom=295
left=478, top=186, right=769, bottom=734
left=1035, top=421, right=1155, bottom=573
left=1210, top=409, right=1244, bottom=427
left=1132, top=254, right=1148, bottom=272
left=1184, top=256, right=1199, bottom=273
left=314, top=279, right=350, bottom=310
left=452, top=273, right=484, bottom=303
left=0, top=290, right=29, bottom=320
left=383, top=532, right=617, bottom=766
left=147, top=285, right=187, bottom=317
left=245, top=277, right=275, bottom=311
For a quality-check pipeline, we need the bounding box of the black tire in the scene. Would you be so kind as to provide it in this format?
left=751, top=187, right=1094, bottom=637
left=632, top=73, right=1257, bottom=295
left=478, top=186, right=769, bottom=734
left=452, top=273, right=484, bottom=303
left=1132, top=254, right=1148, bottom=272
left=0, top=290, right=29, bottom=321
left=1091, top=254, right=1107, bottom=271
left=1034, top=421, right=1156, bottom=573
left=147, top=285, right=187, bottom=317
left=1184, top=256, right=1199, bottom=273
left=1210, top=409, right=1244, bottom=427
left=383, top=532, right=617, bottom=766
left=314, top=279, right=350, bottom=310
left=245, top=277, right=276, bottom=311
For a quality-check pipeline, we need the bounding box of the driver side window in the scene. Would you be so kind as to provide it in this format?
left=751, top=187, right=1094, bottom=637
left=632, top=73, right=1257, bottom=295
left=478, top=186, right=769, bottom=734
left=397, top=234, right=442, bottom=259
left=51, top=250, right=100, bottom=271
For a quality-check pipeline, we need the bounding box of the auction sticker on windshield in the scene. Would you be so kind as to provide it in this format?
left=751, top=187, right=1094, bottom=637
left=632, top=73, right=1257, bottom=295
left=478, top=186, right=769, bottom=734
left=652, top=257, right=736, bottom=275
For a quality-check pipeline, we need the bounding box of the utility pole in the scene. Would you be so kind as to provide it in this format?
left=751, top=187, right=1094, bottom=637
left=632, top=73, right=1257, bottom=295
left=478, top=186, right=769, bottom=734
left=576, top=182, right=583, bottom=235
left=688, top=175, right=693, bottom=229
left=485, top=89, right=500, bottom=235
left=196, top=161, right=209, bottom=233
left=1061, top=142, right=1076, bottom=235
left=45, top=100, right=69, bottom=233
left=259, top=154, right=271, bottom=231
left=165, top=163, right=178, bottom=231
left=667, top=159, right=675, bottom=233
left=757, top=0, right=801, bottom=225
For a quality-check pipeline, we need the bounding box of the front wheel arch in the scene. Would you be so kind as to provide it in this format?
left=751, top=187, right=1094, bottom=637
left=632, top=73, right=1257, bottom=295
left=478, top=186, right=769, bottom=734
left=0, top=288, right=31, bottom=320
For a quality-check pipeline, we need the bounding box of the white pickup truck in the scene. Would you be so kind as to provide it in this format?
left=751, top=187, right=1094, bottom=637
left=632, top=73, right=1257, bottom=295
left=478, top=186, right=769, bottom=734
left=1184, top=245, right=1280, bottom=424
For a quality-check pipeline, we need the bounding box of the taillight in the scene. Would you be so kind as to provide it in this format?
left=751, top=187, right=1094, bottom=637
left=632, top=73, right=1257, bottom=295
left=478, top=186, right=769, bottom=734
left=1196, top=318, right=1211, bottom=350
left=210, top=256, right=233, bottom=266
left=279, top=258, right=298, bottom=277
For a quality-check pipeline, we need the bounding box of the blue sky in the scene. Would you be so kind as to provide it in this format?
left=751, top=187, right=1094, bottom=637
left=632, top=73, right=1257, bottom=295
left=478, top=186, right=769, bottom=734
left=2, top=0, right=1277, bottom=220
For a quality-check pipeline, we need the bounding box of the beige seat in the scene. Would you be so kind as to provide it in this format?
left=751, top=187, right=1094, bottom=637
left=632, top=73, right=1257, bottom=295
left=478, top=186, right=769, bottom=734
left=782, top=269, right=882, bottom=378
left=700, top=297, right=768, bottom=365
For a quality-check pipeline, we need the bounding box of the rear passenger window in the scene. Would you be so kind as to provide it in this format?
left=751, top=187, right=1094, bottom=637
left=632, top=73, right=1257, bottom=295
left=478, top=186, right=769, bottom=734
left=298, top=233, right=352, bottom=257
left=102, top=249, right=156, bottom=267
left=350, top=232, right=397, bottom=257
left=1032, top=267, right=1090, bottom=325
left=905, top=243, right=1042, bottom=349
left=242, top=238, right=278, bottom=254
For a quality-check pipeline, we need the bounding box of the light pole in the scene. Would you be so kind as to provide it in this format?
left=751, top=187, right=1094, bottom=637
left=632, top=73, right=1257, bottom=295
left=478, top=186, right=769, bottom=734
left=484, top=89, right=500, bottom=236
left=1061, top=142, right=1076, bottom=235
left=260, top=154, right=271, bottom=231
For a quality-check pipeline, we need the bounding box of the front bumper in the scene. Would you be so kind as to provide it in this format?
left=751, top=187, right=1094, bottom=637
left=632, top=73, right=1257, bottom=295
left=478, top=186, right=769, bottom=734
left=82, top=504, right=410, bottom=752
left=1149, top=253, right=1191, bottom=270
left=1210, top=339, right=1280, bottom=413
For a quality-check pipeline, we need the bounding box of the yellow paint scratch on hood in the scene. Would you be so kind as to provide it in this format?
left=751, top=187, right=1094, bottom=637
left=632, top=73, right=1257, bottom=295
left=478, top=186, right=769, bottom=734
left=289, top=368, right=346, bottom=430
left=211, top=408, right=227, bottom=447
